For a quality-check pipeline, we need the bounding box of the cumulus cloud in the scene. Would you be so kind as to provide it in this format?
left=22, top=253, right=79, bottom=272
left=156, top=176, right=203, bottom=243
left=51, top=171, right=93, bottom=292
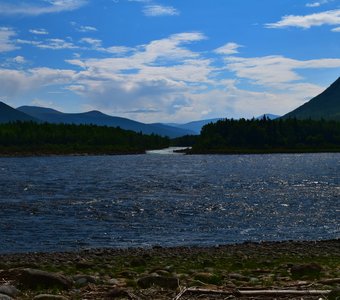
left=143, top=4, right=179, bottom=16
left=0, top=67, right=76, bottom=98
left=64, top=32, right=340, bottom=122
left=0, top=27, right=18, bottom=52
left=0, top=0, right=87, bottom=16
left=266, top=9, right=340, bottom=29
left=331, top=26, right=340, bottom=31
left=2, top=30, right=340, bottom=122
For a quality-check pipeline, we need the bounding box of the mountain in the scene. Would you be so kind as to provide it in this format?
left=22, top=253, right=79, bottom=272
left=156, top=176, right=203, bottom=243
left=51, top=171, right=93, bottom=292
left=166, top=118, right=223, bottom=134
left=0, top=102, right=39, bottom=123
left=256, top=114, right=280, bottom=120
left=283, top=77, right=340, bottom=120
left=17, top=106, right=194, bottom=138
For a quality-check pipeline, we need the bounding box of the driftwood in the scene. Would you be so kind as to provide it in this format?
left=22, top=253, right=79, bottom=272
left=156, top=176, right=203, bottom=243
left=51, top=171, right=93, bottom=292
left=319, top=278, right=340, bottom=284
left=173, top=287, right=332, bottom=299
left=236, top=289, right=331, bottom=296
left=173, top=287, right=189, bottom=300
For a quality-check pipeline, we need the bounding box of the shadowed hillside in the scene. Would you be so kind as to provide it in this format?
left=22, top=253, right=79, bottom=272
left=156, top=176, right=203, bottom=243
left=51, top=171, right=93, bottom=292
left=0, top=102, right=39, bottom=123
left=283, top=77, right=340, bottom=120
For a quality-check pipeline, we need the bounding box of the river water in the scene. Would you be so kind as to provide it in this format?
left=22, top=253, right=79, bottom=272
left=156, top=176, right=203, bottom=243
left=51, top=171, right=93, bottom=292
left=0, top=152, right=339, bottom=253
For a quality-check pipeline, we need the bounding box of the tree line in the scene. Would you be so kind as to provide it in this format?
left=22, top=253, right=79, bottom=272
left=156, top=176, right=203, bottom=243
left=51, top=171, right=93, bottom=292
left=0, top=122, right=169, bottom=155
left=190, top=117, right=340, bottom=153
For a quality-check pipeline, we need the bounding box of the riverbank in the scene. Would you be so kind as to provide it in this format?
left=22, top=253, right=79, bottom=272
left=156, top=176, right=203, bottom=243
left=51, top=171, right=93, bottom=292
left=0, top=239, right=339, bottom=299
left=186, top=148, right=340, bottom=155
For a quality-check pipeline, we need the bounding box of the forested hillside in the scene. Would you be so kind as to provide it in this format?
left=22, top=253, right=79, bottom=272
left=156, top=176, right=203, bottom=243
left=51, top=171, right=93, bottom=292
left=191, top=117, right=340, bottom=153
left=0, top=122, right=169, bottom=155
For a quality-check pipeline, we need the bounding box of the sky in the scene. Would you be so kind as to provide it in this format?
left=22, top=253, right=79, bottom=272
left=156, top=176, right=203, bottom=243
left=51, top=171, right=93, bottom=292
left=0, top=0, right=340, bottom=123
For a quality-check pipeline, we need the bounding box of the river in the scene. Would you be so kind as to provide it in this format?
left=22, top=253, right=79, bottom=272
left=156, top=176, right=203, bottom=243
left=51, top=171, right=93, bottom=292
left=0, top=152, right=339, bottom=253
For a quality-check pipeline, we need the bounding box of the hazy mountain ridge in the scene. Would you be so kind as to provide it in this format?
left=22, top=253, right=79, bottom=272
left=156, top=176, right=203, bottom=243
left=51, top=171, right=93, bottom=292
left=283, top=77, right=340, bottom=120
left=17, top=105, right=196, bottom=138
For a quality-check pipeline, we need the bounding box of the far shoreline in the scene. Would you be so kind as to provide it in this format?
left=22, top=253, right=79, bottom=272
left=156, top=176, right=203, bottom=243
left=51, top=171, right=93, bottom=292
left=1, top=147, right=340, bottom=158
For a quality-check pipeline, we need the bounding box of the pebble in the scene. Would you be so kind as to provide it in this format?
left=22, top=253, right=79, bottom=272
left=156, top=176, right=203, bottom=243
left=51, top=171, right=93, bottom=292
left=0, top=285, right=19, bottom=297
left=16, top=268, right=72, bottom=290
left=73, top=274, right=97, bottom=286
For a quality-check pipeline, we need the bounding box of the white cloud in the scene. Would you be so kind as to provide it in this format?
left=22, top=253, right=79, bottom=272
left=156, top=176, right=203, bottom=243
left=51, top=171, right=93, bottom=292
left=2, top=30, right=340, bottom=122
left=13, top=56, right=26, bottom=64
left=0, top=67, right=76, bottom=98
left=0, top=27, right=18, bottom=52
left=266, top=9, right=340, bottom=29
left=17, top=38, right=78, bottom=50
left=29, top=28, right=49, bottom=35
left=224, top=55, right=340, bottom=87
left=0, top=0, right=87, bottom=16
left=306, top=2, right=322, bottom=7
left=80, top=37, right=102, bottom=48
left=331, top=26, right=340, bottom=31
left=37, top=38, right=78, bottom=50
left=77, top=25, right=97, bottom=32
left=71, top=22, right=97, bottom=32
left=306, top=0, right=333, bottom=7
left=143, top=4, right=179, bottom=16
left=215, top=43, right=243, bottom=55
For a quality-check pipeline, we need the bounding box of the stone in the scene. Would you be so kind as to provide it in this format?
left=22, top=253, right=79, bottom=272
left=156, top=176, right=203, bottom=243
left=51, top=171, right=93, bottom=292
left=33, top=295, right=69, bottom=300
left=137, top=275, right=179, bottom=289
left=0, top=285, right=19, bottom=297
left=73, top=274, right=97, bottom=286
left=16, top=268, right=72, bottom=290
left=0, top=294, right=13, bottom=300
left=107, top=278, right=119, bottom=285
left=290, top=263, right=322, bottom=279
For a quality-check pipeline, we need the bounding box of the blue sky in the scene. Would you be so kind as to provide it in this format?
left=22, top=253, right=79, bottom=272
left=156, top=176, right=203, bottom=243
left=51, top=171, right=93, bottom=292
left=0, top=0, right=340, bottom=123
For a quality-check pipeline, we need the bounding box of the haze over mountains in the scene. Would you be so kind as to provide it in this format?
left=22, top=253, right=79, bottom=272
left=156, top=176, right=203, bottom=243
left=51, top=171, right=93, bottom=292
left=0, top=76, right=339, bottom=137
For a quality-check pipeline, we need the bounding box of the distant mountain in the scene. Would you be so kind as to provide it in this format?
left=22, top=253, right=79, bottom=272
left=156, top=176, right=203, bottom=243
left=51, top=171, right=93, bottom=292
left=0, top=102, right=39, bottom=123
left=166, top=118, right=223, bottom=134
left=283, top=77, right=340, bottom=120
left=17, top=106, right=194, bottom=138
left=256, top=114, right=280, bottom=120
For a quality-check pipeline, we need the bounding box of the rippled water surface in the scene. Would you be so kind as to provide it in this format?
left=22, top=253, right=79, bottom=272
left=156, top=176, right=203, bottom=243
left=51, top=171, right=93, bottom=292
left=0, top=153, right=339, bottom=253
